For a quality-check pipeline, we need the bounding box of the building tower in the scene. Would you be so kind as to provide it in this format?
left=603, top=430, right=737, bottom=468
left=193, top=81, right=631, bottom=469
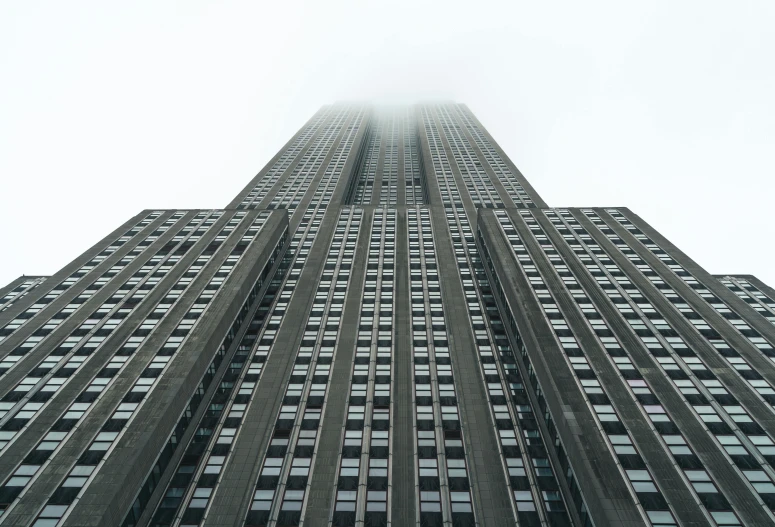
left=1, top=104, right=774, bottom=527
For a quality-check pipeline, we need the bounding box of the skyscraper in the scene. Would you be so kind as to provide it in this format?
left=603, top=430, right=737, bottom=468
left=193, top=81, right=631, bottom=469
left=1, top=103, right=774, bottom=527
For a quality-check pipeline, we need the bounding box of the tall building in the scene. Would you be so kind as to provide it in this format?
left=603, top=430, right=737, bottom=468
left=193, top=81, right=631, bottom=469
left=0, top=103, right=774, bottom=527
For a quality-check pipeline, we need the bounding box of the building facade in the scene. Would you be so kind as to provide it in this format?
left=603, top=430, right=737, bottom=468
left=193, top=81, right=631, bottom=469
left=1, top=104, right=774, bottom=527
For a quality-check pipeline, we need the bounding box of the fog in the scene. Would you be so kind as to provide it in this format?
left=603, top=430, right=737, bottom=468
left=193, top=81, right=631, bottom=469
left=2, top=1, right=774, bottom=286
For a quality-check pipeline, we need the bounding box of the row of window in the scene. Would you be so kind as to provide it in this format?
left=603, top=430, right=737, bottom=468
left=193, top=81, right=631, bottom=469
left=242, top=103, right=537, bottom=213
left=434, top=105, right=504, bottom=209
left=536, top=209, right=750, bottom=525
left=403, top=111, right=426, bottom=206
left=426, top=109, right=580, bottom=525
left=444, top=203, right=571, bottom=526
left=493, top=209, right=681, bottom=526
left=313, top=111, right=367, bottom=211
left=423, top=115, right=571, bottom=524
left=0, top=211, right=223, bottom=517
left=351, top=110, right=427, bottom=207
left=0, top=212, right=231, bottom=441
left=450, top=104, right=535, bottom=208
left=0, top=211, right=164, bottom=344
left=130, top=226, right=291, bottom=527
left=422, top=109, right=463, bottom=210
left=477, top=227, right=594, bottom=526
left=378, top=117, right=398, bottom=207
left=244, top=209, right=362, bottom=527
left=350, top=115, right=381, bottom=205
left=269, top=108, right=365, bottom=213
left=158, top=205, right=326, bottom=527
left=238, top=108, right=330, bottom=208
left=331, top=209, right=395, bottom=526
left=0, top=211, right=203, bottom=365
left=719, top=277, right=775, bottom=325
left=267, top=108, right=352, bottom=211
left=123, top=225, right=288, bottom=527
left=580, top=210, right=775, bottom=416
left=192, top=205, right=327, bottom=526
left=0, top=278, right=48, bottom=313
left=553, top=208, right=775, bottom=518
left=407, top=208, right=475, bottom=526
left=13, top=213, right=271, bottom=527
left=604, top=209, right=775, bottom=360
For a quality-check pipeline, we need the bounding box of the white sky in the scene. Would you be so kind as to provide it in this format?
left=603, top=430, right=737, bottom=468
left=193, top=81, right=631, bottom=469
left=1, top=1, right=774, bottom=288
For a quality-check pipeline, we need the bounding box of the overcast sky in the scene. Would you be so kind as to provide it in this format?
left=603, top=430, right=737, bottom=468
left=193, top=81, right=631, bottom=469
left=1, top=1, right=774, bottom=288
